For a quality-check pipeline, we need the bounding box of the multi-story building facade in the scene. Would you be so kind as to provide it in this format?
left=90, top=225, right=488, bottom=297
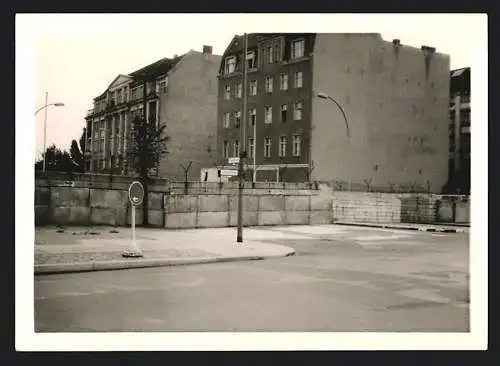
left=217, top=33, right=451, bottom=193
left=85, top=45, right=221, bottom=180
left=446, top=67, right=471, bottom=194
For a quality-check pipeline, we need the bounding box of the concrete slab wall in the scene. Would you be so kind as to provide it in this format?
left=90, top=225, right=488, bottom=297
left=332, top=192, right=403, bottom=224
left=36, top=183, right=469, bottom=228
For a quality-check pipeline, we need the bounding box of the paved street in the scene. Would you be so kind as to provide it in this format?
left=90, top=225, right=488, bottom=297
left=35, top=225, right=469, bottom=332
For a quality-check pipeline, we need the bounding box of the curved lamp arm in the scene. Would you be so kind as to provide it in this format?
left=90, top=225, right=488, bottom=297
left=35, top=102, right=65, bottom=116
left=316, top=93, right=350, bottom=138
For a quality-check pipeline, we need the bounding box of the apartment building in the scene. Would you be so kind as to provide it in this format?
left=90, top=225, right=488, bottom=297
left=217, top=33, right=451, bottom=192
left=84, top=45, right=221, bottom=180
left=446, top=67, right=471, bottom=194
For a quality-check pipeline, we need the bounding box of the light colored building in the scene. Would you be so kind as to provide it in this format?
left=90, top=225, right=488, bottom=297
left=217, top=33, right=450, bottom=192
left=84, top=45, right=221, bottom=181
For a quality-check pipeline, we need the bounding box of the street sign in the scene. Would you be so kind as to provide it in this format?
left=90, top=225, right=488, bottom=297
left=128, top=181, right=144, bottom=206
left=221, top=169, right=238, bottom=176
left=124, top=181, right=144, bottom=258
left=228, top=157, right=240, bottom=165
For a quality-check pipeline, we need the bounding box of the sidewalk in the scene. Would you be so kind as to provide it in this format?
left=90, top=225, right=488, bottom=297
left=34, top=226, right=295, bottom=275
left=333, top=221, right=469, bottom=233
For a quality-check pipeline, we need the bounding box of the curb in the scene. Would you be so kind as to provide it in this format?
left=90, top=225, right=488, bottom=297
left=333, top=222, right=468, bottom=233
left=34, top=250, right=296, bottom=275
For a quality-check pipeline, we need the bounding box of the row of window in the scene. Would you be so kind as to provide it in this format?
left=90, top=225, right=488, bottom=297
left=223, top=72, right=303, bottom=100
left=223, top=39, right=305, bottom=75
left=93, top=78, right=168, bottom=112
left=222, top=102, right=303, bottom=128
left=222, top=135, right=302, bottom=159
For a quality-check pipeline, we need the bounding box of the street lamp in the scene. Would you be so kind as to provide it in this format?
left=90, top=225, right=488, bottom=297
left=316, top=92, right=350, bottom=138
left=34, top=102, right=65, bottom=116
left=35, top=92, right=65, bottom=172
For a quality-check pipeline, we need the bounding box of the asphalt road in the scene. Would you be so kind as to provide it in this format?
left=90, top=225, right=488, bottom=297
left=34, top=225, right=469, bottom=332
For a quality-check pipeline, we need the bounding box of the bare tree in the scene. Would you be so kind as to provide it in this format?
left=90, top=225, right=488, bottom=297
left=180, top=161, right=193, bottom=195
left=364, top=177, right=373, bottom=192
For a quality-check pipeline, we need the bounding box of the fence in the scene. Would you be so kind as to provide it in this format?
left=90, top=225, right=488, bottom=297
left=35, top=171, right=320, bottom=195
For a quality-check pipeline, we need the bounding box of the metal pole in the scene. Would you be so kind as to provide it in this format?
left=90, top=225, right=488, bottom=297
left=237, top=33, right=248, bottom=243
left=132, top=205, right=136, bottom=249
left=252, top=116, right=256, bottom=182
left=42, top=91, right=48, bottom=172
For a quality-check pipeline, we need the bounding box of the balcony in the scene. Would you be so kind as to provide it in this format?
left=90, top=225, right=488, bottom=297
left=106, top=100, right=117, bottom=110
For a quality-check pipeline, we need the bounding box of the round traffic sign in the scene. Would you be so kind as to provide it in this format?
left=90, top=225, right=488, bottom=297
left=128, top=181, right=144, bottom=206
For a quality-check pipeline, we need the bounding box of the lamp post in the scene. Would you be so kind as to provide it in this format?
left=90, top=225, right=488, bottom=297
left=237, top=33, right=249, bottom=243
left=316, top=92, right=350, bottom=138
left=35, top=92, right=65, bottom=172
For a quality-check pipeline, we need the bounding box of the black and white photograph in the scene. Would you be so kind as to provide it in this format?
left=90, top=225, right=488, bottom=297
left=16, top=13, right=487, bottom=351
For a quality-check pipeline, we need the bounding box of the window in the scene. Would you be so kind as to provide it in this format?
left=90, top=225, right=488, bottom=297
left=293, top=134, right=301, bottom=156
left=264, top=137, right=272, bottom=157
left=223, top=112, right=230, bottom=128
left=248, top=138, right=255, bottom=159
left=235, top=82, right=242, bottom=98
left=249, top=80, right=258, bottom=96
left=294, top=71, right=303, bottom=88
left=117, top=89, right=123, bottom=103
left=223, top=140, right=229, bottom=158
left=280, top=73, right=288, bottom=91
left=291, top=39, right=305, bottom=59
left=123, top=87, right=128, bottom=102
left=279, top=136, right=287, bottom=157
left=224, top=56, right=236, bottom=74
left=131, top=88, right=138, bottom=101
left=249, top=108, right=257, bottom=126
left=461, top=110, right=471, bottom=127
left=280, top=104, right=288, bottom=122
left=234, top=111, right=241, bottom=128
left=293, top=101, right=303, bottom=120
left=158, top=78, right=168, bottom=93
left=233, top=139, right=240, bottom=157
left=267, top=46, right=274, bottom=64
left=264, top=106, right=272, bottom=124
left=265, top=76, right=273, bottom=93
left=275, top=44, right=282, bottom=62
left=246, top=51, right=256, bottom=69
left=224, top=84, right=231, bottom=100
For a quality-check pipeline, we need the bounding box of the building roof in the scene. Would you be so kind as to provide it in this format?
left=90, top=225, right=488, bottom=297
left=129, top=54, right=185, bottom=80
left=450, top=67, right=470, bottom=94
left=224, top=33, right=312, bottom=56
left=92, top=54, right=186, bottom=101
left=451, top=67, right=469, bottom=78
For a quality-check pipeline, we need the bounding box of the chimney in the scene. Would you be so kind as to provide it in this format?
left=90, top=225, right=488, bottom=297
left=421, top=45, right=436, bottom=53
left=392, top=39, right=400, bottom=46
left=203, top=45, right=213, bottom=55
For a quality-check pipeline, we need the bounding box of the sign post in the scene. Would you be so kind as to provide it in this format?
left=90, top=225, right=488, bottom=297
left=123, top=181, right=145, bottom=258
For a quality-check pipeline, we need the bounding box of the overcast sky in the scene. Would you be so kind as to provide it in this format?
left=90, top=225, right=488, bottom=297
left=17, top=13, right=486, bottom=158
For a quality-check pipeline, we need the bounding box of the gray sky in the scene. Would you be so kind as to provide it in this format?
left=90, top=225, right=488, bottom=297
left=19, top=13, right=485, bottom=157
